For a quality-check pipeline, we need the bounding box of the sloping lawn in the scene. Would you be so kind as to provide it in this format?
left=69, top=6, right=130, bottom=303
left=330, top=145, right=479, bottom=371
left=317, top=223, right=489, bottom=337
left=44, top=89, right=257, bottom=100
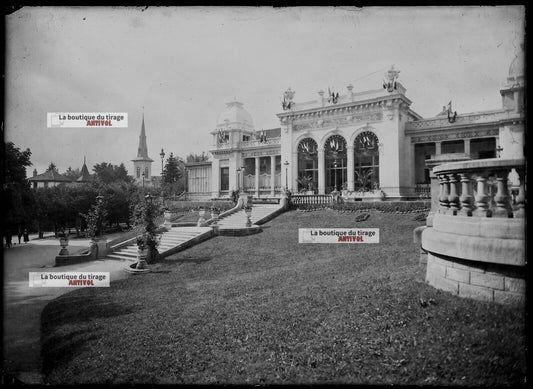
left=41, top=210, right=526, bottom=385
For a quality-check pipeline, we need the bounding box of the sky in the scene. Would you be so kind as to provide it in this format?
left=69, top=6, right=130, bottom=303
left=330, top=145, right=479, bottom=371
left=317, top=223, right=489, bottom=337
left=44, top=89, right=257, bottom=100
left=4, top=6, right=525, bottom=177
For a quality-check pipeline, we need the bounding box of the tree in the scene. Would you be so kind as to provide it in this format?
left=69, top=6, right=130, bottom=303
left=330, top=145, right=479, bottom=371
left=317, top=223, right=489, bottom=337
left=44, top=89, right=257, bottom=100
left=93, top=162, right=133, bottom=184
left=47, top=162, right=57, bottom=171
left=162, top=153, right=186, bottom=196
left=185, top=152, right=209, bottom=163
left=63, top=167, right=81, bottom=181
left=162, top=153, right=182, bottom=184
left=3, top=142, right=34, bottom=232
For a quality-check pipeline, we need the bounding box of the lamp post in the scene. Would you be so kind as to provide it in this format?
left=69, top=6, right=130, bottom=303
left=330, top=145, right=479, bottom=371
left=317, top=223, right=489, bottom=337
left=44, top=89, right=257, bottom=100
left=160, top=148, right=165, bottom=175
left=333, top=160, right=338, bottom=192
left=284, top=161, right=289, bottom=190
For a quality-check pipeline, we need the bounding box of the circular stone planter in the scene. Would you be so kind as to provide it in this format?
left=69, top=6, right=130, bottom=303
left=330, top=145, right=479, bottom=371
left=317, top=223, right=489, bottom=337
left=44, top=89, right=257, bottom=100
left=123, top=262, right=151, bottom=274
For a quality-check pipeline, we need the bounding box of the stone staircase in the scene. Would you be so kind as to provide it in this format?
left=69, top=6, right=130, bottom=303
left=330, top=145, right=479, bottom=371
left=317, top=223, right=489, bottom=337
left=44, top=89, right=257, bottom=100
left=216, top=204, right=281, bottom=228
left=107, top=203, right=285, bottom=261
left=106, top=227, right=212, bottom=261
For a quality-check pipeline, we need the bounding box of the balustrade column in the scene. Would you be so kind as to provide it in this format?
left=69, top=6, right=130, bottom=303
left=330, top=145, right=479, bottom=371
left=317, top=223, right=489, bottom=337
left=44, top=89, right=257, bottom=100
left=447, top=174, right=460, bottom=215
left=255, top=157, right=260, bottom=197
left=438, top=174, right=449, bottom=213
left=493, top=171, right=512, bottom=218
left=459, top=173, right=473, bottom=216
left=347, top=145, right=355, bottom=191
left=318, top=147, right=325, bottom=195
left=270, top=155, right=276, bottom=196
left=514, top=167, right=525, bottom=218
left=474, top=175, right=490, bottom=217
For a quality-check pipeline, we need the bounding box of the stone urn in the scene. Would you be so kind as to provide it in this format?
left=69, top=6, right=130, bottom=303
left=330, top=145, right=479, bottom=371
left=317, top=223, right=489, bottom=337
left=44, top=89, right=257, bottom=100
left=197, top=208, right=206, bottom=226
left=90, top=236, right=107, bottom=259
left=58, top=235, right=69, bottom=256
left=210, top=211, right=220, bottom=225
left=163, top=210, right=172, bottom=229
left=244, top=207, right=252, bottom=227
left=136, top=248, right=148, bottom=269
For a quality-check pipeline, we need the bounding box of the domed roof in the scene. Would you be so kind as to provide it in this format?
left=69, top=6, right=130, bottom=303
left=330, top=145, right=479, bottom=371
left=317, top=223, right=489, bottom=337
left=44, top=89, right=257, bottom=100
left=506, top=45, right=525, bottom=87
left=508, top=51, right=524, bottom=79
left=216, top=101, right=254, bottom=128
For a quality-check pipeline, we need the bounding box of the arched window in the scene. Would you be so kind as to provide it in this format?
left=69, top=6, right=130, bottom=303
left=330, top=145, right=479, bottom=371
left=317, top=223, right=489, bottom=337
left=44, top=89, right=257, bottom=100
left=144, top=166, right=149, bottom=179
left=325, top=135, right=347, bottom=193
left=354, top=131, right=379, bottom=191
left=297, top=138, right=318, bottom=193
left=136, top=167, right=140, bottom=179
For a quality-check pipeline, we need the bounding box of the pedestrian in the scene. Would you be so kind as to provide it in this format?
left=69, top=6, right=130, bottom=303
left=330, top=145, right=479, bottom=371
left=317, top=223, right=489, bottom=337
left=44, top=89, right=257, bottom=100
left=5, top=233, right=12, bottom=248
left=23, top=229, right=29, bottom=243
left=17, top=229, right=22, bottom=245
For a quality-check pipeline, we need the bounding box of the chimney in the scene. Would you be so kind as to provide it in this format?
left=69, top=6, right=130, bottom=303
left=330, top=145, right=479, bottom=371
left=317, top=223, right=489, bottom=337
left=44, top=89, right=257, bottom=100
left=33, top=168, right=37, bottom=177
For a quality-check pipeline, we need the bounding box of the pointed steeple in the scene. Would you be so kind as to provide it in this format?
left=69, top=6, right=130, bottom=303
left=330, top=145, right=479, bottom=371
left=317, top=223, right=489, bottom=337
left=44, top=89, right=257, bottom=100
left=77, top=156, right=92, bottom=182
left=132, top=111, right=154, bottom=162
left=137, top=113, right=149, bottom=159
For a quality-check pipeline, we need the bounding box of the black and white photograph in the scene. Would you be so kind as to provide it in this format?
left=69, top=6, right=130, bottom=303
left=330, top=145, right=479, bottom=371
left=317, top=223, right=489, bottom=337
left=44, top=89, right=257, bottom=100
left=2, top=6, right=526, bottom=385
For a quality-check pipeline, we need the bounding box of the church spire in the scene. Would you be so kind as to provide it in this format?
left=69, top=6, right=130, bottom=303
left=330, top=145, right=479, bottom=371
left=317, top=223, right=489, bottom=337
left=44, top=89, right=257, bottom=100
left=137, top=112, right=149, bottom=159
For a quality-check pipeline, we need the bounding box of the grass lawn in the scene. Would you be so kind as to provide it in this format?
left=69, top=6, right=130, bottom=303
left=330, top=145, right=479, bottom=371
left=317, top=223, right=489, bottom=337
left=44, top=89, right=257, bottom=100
left=41, top=209, right=526, bottom=385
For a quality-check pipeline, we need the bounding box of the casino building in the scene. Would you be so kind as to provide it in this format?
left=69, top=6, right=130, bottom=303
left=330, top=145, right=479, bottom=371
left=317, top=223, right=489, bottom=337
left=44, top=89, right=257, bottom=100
left=184, top=52, right=524, bottom=201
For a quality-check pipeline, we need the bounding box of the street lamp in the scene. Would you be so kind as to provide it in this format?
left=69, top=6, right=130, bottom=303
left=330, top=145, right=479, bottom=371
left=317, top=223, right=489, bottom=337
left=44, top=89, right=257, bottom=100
left=333, top=160, right=338, bottom=192
left=284, top=161, right=289, bottom=189
left=160, top=148, right=165, bottom=177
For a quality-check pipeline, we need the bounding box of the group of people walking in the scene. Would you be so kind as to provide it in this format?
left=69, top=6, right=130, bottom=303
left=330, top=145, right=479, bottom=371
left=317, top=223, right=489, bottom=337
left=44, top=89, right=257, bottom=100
left=3, top=228, right=29, bottom=248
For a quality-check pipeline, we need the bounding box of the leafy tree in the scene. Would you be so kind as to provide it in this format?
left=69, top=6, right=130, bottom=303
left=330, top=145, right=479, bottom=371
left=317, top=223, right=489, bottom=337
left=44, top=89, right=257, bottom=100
left=185, top=152, right=209, bottom=163
left=3, top=142, right=34, bottom=232
left=63, top=167, right=81, bottom=181
left=47, top=162, right=57, bottom=171
left=162, top=153, right=183, bottom=184
left=80, top=195, right=108, bottom=239
left=93, top=162, right=133, bottom=184
left=162, top=153, right=186, bottom=197
left=130, top=193, right=160, bottom=263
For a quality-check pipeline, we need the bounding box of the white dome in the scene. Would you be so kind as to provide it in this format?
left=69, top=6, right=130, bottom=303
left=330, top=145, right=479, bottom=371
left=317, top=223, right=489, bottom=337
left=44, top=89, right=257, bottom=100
left=506, top=46, right=524, bottom=87
left=508, top=52, right=524, bottom=79
left=216, top=101, right=254, bottom=128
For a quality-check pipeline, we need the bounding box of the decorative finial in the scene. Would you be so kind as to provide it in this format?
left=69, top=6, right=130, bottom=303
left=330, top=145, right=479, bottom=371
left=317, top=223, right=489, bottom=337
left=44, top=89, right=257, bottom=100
left=282, top=87, right=295, bottom=110
left=383, top=65, right=400, bottom=93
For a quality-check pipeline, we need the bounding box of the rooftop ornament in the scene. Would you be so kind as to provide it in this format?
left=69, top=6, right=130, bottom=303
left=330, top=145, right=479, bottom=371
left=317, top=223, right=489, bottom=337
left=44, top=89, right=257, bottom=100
left=282, top=87, right=295, bottom=110
left=446, top=101, right=457, bottom=123
left=327, top=87, right=339, bottom=104
left=383, top=65, right=400, bottom=93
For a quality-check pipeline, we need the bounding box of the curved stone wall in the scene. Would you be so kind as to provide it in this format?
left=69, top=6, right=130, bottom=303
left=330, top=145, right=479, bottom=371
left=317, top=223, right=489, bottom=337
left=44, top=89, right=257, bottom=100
left=421, top=158, right=526, bottom=305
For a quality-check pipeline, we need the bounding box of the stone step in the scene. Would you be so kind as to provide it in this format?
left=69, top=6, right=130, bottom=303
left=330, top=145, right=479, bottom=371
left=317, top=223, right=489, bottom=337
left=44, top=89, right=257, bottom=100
left=107, top=253, right=137, bottom=261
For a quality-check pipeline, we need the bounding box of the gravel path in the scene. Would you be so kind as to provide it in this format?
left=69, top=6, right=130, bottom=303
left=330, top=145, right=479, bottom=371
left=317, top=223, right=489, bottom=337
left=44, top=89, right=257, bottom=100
left=2, top=237, right=132, bottom=384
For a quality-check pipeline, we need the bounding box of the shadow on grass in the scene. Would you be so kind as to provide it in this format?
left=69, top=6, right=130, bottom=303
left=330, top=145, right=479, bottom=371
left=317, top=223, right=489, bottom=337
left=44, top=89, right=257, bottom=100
left=41, top=295, right=138, bottom=375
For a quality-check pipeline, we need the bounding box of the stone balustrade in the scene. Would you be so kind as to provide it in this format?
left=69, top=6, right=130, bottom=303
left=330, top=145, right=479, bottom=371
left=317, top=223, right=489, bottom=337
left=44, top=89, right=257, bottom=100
left=421, top=158, right=526, bottom=305
left=291, top=194, right=334, bottom=205
left=433, top=158, right=525, bottom=219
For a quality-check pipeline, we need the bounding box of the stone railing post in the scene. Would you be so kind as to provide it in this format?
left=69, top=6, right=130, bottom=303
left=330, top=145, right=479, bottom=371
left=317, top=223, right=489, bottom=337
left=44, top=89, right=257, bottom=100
left=514, top=167, right=525, bottom=218
left=474, top=175, right=490, bottom=217
left=438, top=174, right=449, bottom=213
left=458, top=172, right=473, bottom=216
left=447, top=174, right=460, bottom=215
left=493, top=171, right=512, bottom=218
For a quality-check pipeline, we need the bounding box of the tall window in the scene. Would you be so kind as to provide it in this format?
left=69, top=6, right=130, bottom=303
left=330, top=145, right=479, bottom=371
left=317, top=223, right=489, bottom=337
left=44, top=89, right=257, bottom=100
left=144, top=166, right=149, bottom=179
left=297, top=138, right=318, bottom=192
left=136, top=167, right=140, bottom=178
left=325, top=135, right=347, bottom=193
left=220, top=167, right=229, bottom=191
left=354, top=131, right=379, bottom=191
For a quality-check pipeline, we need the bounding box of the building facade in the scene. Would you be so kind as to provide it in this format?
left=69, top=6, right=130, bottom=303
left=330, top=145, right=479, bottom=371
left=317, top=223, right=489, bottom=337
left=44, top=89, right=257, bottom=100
left=187, top=53, right=524, bottom=200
